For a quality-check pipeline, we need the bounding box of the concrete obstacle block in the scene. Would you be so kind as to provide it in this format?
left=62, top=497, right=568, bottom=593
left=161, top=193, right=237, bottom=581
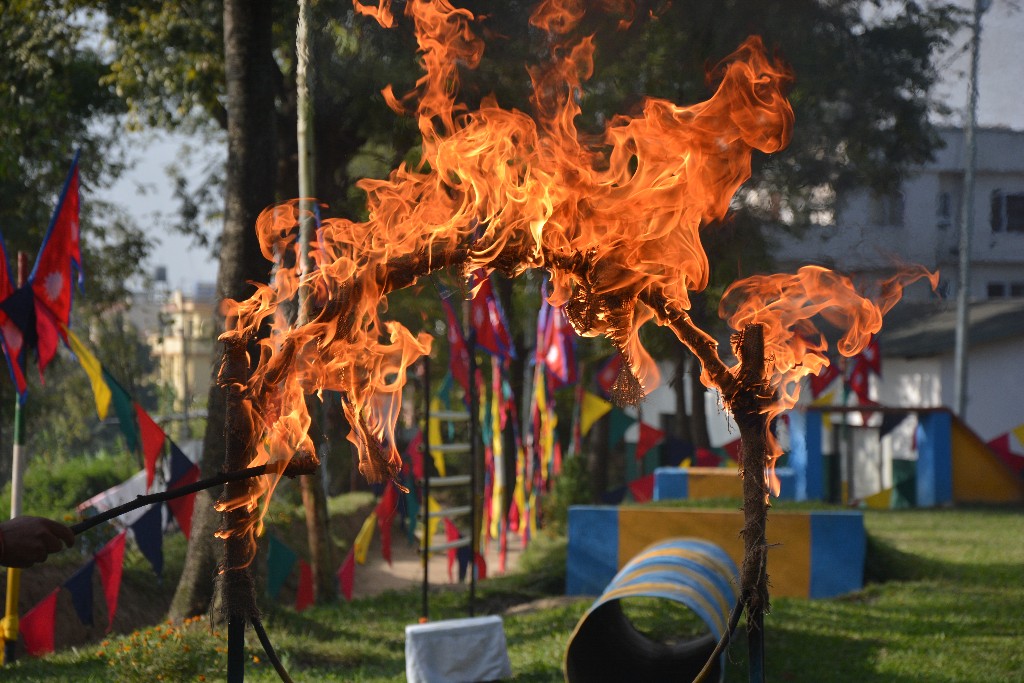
left=566, top=505, right=865, bottom=599
left=405, top=614, right=513, bottom=683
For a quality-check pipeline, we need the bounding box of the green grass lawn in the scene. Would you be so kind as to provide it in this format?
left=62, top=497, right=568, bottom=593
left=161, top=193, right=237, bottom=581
left=5, top=506, right=1022, bottom=682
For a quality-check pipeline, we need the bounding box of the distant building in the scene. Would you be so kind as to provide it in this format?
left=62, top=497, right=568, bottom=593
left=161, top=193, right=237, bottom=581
left=768, top=126, right=1024, bottom=440
left=772, top=127, right=1024, bottom=302
left=146, top=283, right=217, bottom=437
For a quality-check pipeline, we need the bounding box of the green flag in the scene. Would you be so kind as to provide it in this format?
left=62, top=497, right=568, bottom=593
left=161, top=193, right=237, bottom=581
left=103, top=368, right=139, bottom=453
left=266, top=534, right=298, bottom=600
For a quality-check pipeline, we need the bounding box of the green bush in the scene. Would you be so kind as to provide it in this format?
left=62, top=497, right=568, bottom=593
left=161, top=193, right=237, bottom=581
left=95, top=615, right=233, bottom=682
left=0, top=450, right=137, bottom=519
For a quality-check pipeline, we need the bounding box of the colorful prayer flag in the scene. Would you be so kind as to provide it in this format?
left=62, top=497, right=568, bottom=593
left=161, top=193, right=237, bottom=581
left=0, top=233, right=28, bottom=398
left=337, top=549, right=355, bottom=602
left=353, top=511, right=377, bottom=565
left=135, top=403, right=166, bottom=491
left=635, top=422, right=665, bottom=461
left=95, top=531, right=127, bottom=631
left=63, top=559, right=96, bottom=627
left=30, top=151, right=83, bottom=374
left=595, top=353, right=622, bottom=398
left=130, top=503, right=164, bottom=577
left=20, top=588, right=59, bottom=656
left=267, top=535, right=299, bottom=600
left=580, top=391, right=612, bottom=436
left=295, top=559, right=314, bottom=612
left=66, top=328, right=111, bottom=419
left=628, top=474, right=655, bottom=503
left=166, top=444, right=200, bottom=538
left=470, top=271, right=514, bottom=360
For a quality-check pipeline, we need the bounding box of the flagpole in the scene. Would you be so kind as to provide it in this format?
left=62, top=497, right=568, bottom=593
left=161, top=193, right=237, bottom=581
left=2, top=252, right=31, bottom=665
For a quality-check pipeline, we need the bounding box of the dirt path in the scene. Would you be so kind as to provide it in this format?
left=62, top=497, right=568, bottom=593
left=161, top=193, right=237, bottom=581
left=351, top=530, right=525, bottom=599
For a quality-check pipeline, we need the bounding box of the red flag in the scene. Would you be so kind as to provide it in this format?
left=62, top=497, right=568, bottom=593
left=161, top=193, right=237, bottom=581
left=628, top=474, right=655, bottom=503
left=405, top=430, right=424, bottom=480
left=295, top=559, right=314, bottom=612
left=337, top=549, right=355, bottom=601
left=695, top=447, right=719, bottom=467
left=443, top=518, right=461, bottom=582
left=721, top=438, right=742, bottom=463
left=596, top=353, right=622, bottom=398
left=20, top=588, right=59, bottom=656
left=95, top=531, right=127, bottom=632
left=30, top=153, right=83, bottom=373
left=498, top=522, right=508, bottom=574
left=375, top=483, right=398, bottom=565
left=167, top=445, right=199, bottom=538
left=540, top=302, right=577, bottom=388
left=474, top=552, right=487, bottom=580
left=135, top=403, right=166, bottom=491
left=441, top=296, right=471, bottom=392
left=847, top=361, right=871, bottom=405
left=809, top=363, right=840, bottom=398
left=470, top=272, right=514, bottom=360
left=0, top=237, right=28, bottom=397
left=167, top=466, right=200, bottom=538
left=635, top=423, right=665, bottom=461
left=987, top=434, right=1024, bottom=477
left=858, top=337, right=881, bottom=376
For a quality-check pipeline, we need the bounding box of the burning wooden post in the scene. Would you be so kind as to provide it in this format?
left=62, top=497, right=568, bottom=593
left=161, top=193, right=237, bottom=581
left=219, top=337, right=259, bottom=683
left=734, top=324, right=771, bottom=683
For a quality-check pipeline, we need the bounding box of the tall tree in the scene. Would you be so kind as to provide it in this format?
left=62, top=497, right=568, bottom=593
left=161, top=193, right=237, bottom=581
left=0, top=2, right=154, bottom=474
left=168, top=0, right=277, bottom=620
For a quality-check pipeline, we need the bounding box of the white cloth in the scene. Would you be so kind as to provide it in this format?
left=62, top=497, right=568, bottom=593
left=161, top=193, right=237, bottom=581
left=405, top=615, right=512, bottom=683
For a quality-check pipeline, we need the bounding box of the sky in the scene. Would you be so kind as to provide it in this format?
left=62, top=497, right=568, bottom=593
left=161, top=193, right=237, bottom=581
left=102, top=1, right=1024, bottom=294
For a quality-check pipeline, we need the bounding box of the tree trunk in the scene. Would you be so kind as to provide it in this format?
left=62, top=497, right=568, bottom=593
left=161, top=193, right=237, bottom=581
left=168, top=0, right=277, bottom=621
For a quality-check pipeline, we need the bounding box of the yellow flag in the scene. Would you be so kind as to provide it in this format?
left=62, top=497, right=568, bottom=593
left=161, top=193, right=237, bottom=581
left=428, top=397, right=447, bottom=477
left=354, top=511, right=378, bottom=564
left=66, top=329, right=112, bottom=420
left=489, top=366, right=505, bottom=539
left=863, top=487, right=893, bottom=510
left=580, top=391, right=612, bottom=436
left=1013, top=424, right=1024, bottom=449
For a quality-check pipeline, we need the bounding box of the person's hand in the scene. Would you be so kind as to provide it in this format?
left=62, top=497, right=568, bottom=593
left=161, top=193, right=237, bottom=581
left=0, top=516, right=76, bottom=568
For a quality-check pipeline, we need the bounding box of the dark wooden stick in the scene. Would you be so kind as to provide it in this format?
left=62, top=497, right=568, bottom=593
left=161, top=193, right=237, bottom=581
left=251, top=617, right=294, bottom=683
left=71, top=466, right=270, bottom=536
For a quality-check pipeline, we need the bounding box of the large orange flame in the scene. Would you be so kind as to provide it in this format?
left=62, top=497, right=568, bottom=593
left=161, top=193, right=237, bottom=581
left=217, top=0, right=930, bottom=543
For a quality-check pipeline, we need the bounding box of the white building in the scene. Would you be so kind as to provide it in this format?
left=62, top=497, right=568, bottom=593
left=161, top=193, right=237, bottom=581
left=771, top=127, right=1024, bottom=303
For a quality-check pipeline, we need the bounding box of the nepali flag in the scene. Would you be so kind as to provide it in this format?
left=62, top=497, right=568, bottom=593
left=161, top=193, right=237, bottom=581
left=440, top=294, right=472, bottom=393
left=595, top=353, right=622, bottom=398
left=0, top=233, right=28, bottom=398
left=30, top=151, right=84, bottom=375
left=538, top=298, right=577, bottom=388
left=470, top=271, right=514, bottom=361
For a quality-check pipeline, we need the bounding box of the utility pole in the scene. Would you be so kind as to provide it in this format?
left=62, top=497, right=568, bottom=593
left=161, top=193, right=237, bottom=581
left=295, top=0, right=335, bottom=603
left=953, top=0, right=990, bottom=419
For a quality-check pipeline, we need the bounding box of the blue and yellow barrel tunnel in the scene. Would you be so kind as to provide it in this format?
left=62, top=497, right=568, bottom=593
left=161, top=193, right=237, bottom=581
left=563, top=537, right=739, bottom=683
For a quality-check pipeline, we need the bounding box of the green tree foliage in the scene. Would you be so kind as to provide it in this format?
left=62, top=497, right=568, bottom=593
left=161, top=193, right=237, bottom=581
left=0, top=3, right=162, bottom=478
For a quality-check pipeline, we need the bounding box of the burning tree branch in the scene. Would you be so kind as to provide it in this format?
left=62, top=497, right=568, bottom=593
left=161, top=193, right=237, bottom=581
left=204, top=3, right=939, bottom=681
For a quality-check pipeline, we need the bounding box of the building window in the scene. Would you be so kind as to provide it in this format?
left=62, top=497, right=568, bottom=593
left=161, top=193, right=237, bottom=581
left=987, top=282, right=1024, bottom=298
left=990, top=189, right=1024, bottom=232
left=987, top=282, right=1006, bottom=298
left=937, top=191, right=952, bottom=226
left=870, top=190, right=904, bottom=226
